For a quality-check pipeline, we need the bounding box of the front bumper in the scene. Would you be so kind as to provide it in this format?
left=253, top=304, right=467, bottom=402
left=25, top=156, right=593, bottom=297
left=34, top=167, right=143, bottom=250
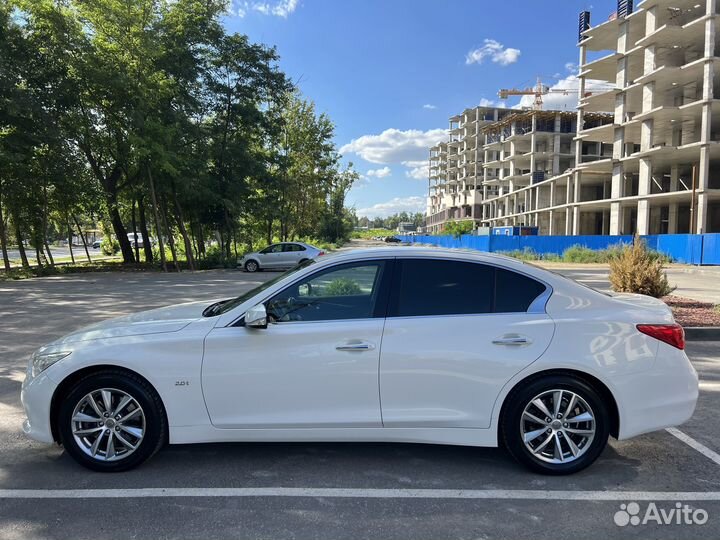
left=20, top=371, right=57, bottom=444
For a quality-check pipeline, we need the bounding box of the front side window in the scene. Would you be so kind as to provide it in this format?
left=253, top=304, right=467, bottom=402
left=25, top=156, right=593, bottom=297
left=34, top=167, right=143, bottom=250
left=261, top=244, right=283, bottom=254
left=267, top=262, right=386, bottom=322
left=390, top=259, right=546, bottom=317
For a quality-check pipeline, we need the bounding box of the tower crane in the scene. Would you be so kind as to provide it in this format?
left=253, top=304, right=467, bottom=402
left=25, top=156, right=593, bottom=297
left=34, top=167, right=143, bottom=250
left=498, top=77, right=592, bottom=110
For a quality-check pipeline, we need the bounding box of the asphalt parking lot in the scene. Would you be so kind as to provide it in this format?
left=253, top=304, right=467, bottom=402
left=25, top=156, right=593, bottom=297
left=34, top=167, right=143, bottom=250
left=1, top=269, right=720, bottom=539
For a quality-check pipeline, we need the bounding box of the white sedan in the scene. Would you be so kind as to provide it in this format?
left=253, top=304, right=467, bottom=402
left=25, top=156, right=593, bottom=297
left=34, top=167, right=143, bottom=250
left=21, top=248, right=698, bottom=474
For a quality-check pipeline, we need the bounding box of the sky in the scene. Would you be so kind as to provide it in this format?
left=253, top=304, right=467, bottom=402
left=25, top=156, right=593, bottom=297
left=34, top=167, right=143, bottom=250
left=223, top=0, right=617, bottom=218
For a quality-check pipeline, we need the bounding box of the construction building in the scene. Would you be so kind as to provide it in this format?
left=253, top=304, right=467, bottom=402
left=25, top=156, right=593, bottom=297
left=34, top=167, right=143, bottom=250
left=426, top=106, right=513, bottom=233
left=427, top=0, right=720, bottom=235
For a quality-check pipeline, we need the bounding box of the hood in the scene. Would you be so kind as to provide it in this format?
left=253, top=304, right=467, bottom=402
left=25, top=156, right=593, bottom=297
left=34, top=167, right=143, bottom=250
left=49, top=300, right=217, bottom=345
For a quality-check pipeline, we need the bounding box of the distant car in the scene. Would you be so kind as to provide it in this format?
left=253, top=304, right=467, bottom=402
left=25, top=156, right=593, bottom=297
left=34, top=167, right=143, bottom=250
left=384, top=236, right=402, bottom=243
left=92, top=240, right=102, bottom=249
left=127, top=233, right=145, bottom=249
left=238, top=242, right=324, bottom=272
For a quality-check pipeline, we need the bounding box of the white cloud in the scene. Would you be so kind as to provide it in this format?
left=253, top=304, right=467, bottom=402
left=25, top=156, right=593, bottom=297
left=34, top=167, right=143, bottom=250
left=340, top=128, right=448, bottom=164
left=565, top=62, right=578, bottom=74
left=356, top=196, right=426, bottom=219
left=466, top=39, right=521, bottom=66
left=478, top=98, right=495, bottom=107
left=230, top=0, right=298, bottom=17
left=366, top=166, right=392, bottom=178
left=422, top=104, right=437, bottom=110
left=512, top=75, right=612, bottom=111
left=402, top=160, right=429, bottom=180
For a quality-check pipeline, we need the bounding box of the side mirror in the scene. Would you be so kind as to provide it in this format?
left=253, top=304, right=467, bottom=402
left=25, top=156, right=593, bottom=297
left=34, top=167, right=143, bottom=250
left=244, top=303, right=268, bottom=329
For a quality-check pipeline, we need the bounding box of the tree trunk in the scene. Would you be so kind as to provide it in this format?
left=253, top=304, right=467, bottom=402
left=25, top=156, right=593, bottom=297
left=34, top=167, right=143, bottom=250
left=160, top=197, right=180, bottom=272
left=13, top=218, right=29, bottom=269
left=171, top=188, right=195, bottom=271
left=72, top=215, right=92, bottom=263
left=44, top=240, right=55, bottom=267
left=0, top=196, right=10, bottom=271
left=108, top=200, right=135, bottom=263
left=67, top=220, right=75, bottom=265
left=138, top=195, right=153, bottom=264
left=131, top=198, right=140, bottom=263
left=34, top=243, right=43, bottom=268
left=196, top=223, right=205, bottom=257
left=266, top=219, right=273, bottom=245
left=147, top=168, right=167, bottom=272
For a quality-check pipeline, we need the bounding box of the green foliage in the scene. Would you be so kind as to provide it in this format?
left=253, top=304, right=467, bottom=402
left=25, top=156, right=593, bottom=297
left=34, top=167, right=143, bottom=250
left=609, top=239, right=674, bottom=298
left=0, top=1, right=354, bottom=273
left=502, top=243, right=672, bottom=264
left=101, top=237, right=120, bottom=256
left=323, top=278, right=362, bottom=296
left=443, top=220, right=474, bottom=238
left=351, top=228, right=395, bottom=239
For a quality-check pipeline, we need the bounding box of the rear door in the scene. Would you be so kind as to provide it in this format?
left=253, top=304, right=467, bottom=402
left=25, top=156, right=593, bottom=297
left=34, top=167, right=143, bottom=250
left=379, top=258, right=555, bottom=429
left=281, top=243, right=305, bottom=267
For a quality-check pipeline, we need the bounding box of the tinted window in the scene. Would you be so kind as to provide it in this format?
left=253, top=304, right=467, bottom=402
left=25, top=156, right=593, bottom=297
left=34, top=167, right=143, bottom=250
left=495, top=267, right=546, bottom=312
left=393, top=260, right=494, bottom=317
left=261, top=244, right=283, bottom=254
left=390, top=259, right=546, bottom=317
left=283, top=244, right=306, bottom=252
left=267, top=262, right=386, bottom=322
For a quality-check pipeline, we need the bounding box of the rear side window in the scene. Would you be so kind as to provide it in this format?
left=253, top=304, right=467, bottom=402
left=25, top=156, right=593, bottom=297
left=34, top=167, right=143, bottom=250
left=494, top=267, right=547, bottom=312
left=392, top=260, right=494, bottom=316
left=390, top=259, right=546, bottom=317
left=283, top=244, right=306, bottom=252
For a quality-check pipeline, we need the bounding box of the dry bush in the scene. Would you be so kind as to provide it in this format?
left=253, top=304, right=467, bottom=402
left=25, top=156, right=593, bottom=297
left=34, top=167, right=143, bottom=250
left=608, top=238, right=674, bottom=298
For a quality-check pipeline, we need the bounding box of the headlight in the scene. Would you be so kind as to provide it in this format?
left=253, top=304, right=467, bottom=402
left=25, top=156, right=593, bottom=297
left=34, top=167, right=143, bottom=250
left=31, top=351, right=71, bottom=378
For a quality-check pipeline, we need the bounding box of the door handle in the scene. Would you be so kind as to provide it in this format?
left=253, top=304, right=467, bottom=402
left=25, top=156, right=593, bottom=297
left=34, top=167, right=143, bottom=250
left=492, top=336, right=531, bottom=346
left=336, top=341, right=375, bottom=351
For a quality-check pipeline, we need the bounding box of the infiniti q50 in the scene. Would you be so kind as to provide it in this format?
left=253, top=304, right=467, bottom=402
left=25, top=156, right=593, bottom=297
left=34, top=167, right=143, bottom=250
left=21, top=248, right=698, bottom=474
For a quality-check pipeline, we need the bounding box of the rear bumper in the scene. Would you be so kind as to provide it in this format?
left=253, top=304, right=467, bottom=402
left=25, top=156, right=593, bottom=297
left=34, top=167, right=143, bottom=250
left=616, top=343, right=699, bottom=440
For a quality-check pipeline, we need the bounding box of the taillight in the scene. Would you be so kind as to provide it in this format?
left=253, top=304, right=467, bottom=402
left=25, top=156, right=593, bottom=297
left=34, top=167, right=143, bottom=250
left=636, top=323, right=685, bottom=350
left=319, top=251, right=325, bottom=256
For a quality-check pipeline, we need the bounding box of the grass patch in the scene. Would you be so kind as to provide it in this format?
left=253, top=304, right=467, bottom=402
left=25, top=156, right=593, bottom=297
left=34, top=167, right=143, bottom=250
left=501, top=243, right=673, bottom=264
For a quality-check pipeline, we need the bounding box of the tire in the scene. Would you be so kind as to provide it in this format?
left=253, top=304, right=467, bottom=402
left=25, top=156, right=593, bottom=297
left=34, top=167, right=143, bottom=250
left=57, top=369, right=167, bottom=472
left=501, top=375, right=609, bottom=475
left=245, top=260, right=259, bottom=272
left=298, top=258, right=309, bottom=265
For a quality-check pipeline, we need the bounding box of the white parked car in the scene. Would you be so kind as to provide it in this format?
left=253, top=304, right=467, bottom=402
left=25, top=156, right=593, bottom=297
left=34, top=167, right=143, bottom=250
left=238, top=242, right=324, bottom=272
left=21, top=248, right=697, bottom=474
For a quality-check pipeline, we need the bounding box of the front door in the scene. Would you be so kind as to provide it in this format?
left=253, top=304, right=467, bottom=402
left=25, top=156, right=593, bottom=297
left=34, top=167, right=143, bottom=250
left=379, top=258, right=555, bottom=429
left=201, top=260, right=391, bottom=428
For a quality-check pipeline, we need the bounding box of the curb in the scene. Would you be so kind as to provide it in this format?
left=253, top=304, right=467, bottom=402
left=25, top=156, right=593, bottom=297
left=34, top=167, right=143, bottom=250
left=684, top=327, right=720, bottom=341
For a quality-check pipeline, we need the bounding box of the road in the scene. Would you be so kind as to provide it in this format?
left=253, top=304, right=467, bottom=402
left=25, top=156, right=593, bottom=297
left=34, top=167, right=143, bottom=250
left=1, top=269, right=720, bottom=539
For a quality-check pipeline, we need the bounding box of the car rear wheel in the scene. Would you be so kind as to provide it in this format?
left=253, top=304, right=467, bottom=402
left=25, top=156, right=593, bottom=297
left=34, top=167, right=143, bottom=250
left=245, top=260, right=259, bottom=272
left=501, top=375, right=609, bottom=475
left=57, top=370, right=166, bottom=472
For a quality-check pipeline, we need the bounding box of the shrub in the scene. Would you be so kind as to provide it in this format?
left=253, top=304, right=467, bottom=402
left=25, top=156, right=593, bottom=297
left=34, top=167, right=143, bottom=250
left=608, top=238, right=674, bottom=298
left=443, top=220, right=474, bottom=238
left=100, top=236, right=120, bottom=256
left=562, top=245, right=607, bottom=263
left=324, top=278, right=362, bottom=296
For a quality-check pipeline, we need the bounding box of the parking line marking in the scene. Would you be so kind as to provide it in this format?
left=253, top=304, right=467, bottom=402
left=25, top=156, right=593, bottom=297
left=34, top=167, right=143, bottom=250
left=1, top=488, right=720, bottom=500
left=666, top=427, right=720, bottom=467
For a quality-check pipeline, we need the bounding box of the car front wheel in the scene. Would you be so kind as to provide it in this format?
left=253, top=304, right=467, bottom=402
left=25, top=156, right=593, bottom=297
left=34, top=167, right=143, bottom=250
left=57, top=370, right=166, bottom=472
left=245, top=260, right=259, bottom=272
left=501, top=375, right=609, bottom=475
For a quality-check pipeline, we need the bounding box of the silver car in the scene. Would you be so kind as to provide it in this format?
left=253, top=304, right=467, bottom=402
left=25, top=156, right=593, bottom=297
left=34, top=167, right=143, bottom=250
left=239, top=242, right=324, bottom=272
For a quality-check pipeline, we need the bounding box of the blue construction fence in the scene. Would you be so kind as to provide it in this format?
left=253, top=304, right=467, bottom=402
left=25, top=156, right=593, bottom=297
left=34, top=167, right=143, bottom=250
left=397, top=233, right=720, bottom=265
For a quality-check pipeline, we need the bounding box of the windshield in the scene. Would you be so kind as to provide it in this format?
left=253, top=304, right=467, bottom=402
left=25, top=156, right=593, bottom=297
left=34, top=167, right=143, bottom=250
left=203, top=259, right=316, bottom=317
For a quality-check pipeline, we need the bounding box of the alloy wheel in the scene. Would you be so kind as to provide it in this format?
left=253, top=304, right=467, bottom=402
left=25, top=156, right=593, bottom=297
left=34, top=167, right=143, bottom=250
left=520, top=389, right=596, bottom=464
left=70, top=388, right=146, bottom=462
